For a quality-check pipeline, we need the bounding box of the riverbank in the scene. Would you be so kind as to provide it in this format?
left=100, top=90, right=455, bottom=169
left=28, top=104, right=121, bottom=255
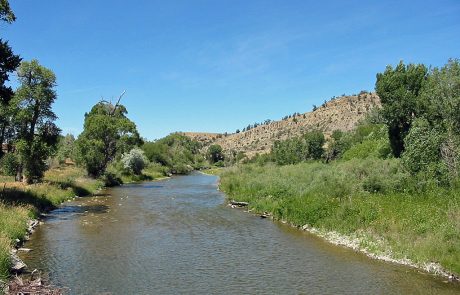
left=218, top=161, right=460, bottom=282
left=0, top=166, right=103, bottom=292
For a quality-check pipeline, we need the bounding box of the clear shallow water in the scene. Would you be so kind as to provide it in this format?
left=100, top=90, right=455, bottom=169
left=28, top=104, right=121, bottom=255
left=20, top=173, right=460, bottom=294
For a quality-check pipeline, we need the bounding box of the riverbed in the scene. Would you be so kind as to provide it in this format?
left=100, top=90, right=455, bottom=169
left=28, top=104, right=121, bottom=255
left=19, top=173, right=460, bottom=294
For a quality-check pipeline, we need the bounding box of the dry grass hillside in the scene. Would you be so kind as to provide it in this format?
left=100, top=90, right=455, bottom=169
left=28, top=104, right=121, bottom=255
left=180, top=132, right=223, bottom=146
left=185, top=92, right=381, bottom=157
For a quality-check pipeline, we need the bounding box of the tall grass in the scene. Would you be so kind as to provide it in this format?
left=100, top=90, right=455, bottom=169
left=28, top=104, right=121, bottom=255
left=219, top=159, right=460, bottom=275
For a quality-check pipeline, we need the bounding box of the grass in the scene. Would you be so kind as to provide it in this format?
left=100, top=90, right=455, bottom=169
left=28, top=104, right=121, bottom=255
left=0, top=165, right=102, bottom=280
left=219, top=159, right=460, bottom=276
left=201, top=167, right=225, bottom=176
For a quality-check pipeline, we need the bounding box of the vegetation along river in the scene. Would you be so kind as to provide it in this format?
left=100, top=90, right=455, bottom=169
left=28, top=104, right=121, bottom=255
left=19, top=173, right=460, bottom=294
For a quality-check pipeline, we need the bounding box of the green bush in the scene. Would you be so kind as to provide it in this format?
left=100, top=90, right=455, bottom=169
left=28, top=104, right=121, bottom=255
left=121, top=148, right=149, bottom=175
left=402, top=118, right=444, bottom=175
left=272, top=131, right=324, bottom=165
left=214, top=160, right=225, bottom=167
left=142, top=133, right=204, bottom=173
left=0, top=152, right=18, bottom=176
left=101, top=171, right=123, bottom=187
left=342, top=138, right=391, bottom=160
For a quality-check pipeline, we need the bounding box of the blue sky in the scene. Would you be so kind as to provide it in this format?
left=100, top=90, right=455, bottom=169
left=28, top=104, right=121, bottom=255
left=2, top=0, right=460, bottom=140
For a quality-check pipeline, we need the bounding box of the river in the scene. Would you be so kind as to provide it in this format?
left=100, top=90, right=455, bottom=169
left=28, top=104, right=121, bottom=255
left=19, top=173, right=460, bottom=294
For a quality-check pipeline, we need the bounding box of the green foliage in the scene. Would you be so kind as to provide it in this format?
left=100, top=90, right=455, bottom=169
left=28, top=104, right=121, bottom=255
left=0, top=152, right=17, bottom=175
left=402, top=119, right=444, bottom=175
left=55, top=134, right=76, bottom=164
left=0, top=39, right=21, bottom=159
left=272, top=131, right=324, bottom=165
left=13, top=60, right=60, bottom=183
left=142, top=133, right=204, bottom=174
left=121, top=148, right=149, bottom=175
left=207, top=144, right=224, bottom=164
left=214, top=160, right=225, bottom=167
left=100, top=171, right=123, bottom=187
left=375, top=61, right=428, bottom=157
left=421, top=59, right=460, bottom=133
left=342, top=138, right=391, bottom=160
left=0, top=0, right=15, bottom=23
left=75, top=101, right=142, bottom=177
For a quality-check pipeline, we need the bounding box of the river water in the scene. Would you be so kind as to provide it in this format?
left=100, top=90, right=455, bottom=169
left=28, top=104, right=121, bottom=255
left=20, top=173, right=459, bottom=294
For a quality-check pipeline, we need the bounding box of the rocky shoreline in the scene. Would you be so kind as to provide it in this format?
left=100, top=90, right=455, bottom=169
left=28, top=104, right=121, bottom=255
left=227, top=201, right=460, bottom=284
left=4, top=216, right=63, bottom=294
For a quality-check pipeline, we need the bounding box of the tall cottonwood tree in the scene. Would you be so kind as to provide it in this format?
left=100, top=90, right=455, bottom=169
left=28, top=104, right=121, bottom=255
left=76, top=99, right=142, bottom=177
left=375, top=61, right=427, bottom=157
left=0, top=0, right=21, bottom=157
left=0, top=40, right=21, bottom=157
left=13, top=60, right=60, bottom=183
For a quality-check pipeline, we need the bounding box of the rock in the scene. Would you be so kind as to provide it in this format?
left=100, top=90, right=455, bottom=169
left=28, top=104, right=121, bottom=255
left=260, top=212, right=270, bottom=218
left=302, top=224, right=311, bottom=231
left=448, top=273, right=459, bottom=282
left=11, top=253, right=27, bottom=272
left=230, top=200, right=249, bottom=207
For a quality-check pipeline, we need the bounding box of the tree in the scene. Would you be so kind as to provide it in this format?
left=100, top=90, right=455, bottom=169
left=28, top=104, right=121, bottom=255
left=13, top=60, right=60, bottom=183
left=416, top=59, right=460, bottom=179
left=55, top=134, right=76, bottom=164
left=402, top=118, right=444, bottom=175
left=421, top=59, right=460, bottom=133
left=304, top=130, right=325, bottom=160
left=76, top=100, right=142, bottom=177
left=0, top=0, right=15, bottom=23
left=207, top=144, right=224, bottom=164
left=0, top=1, right=21, bottom=158
left=121, top=148, right=148, bottom=175
left=375, top=61, right=428, bottom=157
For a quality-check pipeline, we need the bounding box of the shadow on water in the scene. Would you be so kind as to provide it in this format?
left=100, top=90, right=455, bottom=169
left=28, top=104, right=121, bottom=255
left=46, top=204, right=110, bottom=221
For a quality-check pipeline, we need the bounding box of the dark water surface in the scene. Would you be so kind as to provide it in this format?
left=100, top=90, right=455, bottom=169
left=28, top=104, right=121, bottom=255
left=20, top=173, right=460, bottom=294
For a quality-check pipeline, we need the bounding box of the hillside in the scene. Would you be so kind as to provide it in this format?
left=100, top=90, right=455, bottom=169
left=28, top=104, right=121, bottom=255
left=184, top=92, right=381, bottom=157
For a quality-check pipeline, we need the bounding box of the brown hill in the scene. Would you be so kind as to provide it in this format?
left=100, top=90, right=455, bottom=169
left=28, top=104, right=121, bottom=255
left=180, top=132, right=224, bottom=146
left=185, top=92, right=381, bottom=157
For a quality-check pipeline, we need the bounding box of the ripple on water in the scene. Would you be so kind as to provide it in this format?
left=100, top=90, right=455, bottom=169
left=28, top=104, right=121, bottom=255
left=19, top=173, right=460, bottom=295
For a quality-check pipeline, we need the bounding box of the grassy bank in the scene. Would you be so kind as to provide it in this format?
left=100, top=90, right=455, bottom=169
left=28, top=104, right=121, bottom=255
left=219, top=159, right=460, bottom=277
left=0, top=166, right=102, bottom=281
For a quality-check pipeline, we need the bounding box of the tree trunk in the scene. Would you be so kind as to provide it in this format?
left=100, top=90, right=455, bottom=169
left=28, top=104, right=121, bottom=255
left=0, top=123, right=6, bottom=158
left=15, top=165, right=23, bottom=182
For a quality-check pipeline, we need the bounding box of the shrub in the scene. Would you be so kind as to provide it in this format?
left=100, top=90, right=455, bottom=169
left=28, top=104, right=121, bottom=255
left=402, top=119, right=444, bottom=175
left=0, top=152, right=18, bottom=176
left=208, top=144, right=224, bottom=163
left=101, top=171, right=122, bottom=187
left=121, top=148, right=149, bottom=175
